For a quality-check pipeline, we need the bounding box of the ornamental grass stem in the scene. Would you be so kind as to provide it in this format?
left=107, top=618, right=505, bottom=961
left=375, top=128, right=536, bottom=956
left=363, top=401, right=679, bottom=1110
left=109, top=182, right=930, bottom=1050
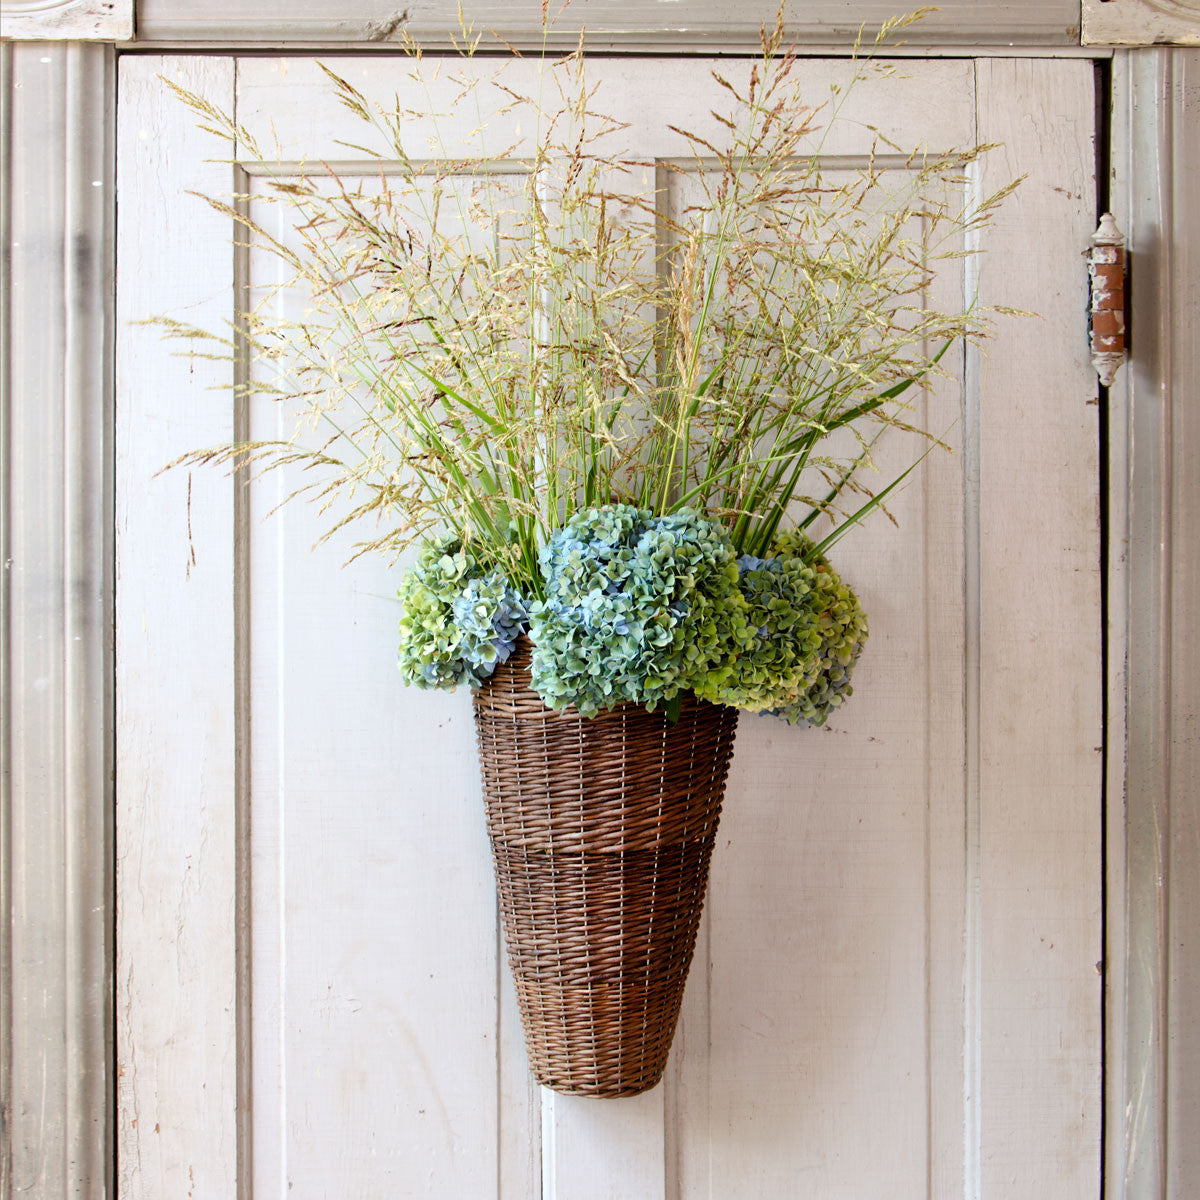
left=156, top=7, right=1015, bottom=597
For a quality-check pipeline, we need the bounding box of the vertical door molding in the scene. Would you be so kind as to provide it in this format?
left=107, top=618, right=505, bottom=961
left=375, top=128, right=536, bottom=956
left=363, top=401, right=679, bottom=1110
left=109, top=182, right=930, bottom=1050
left=1108, top=46, right=1200, bottom=1200
left=0, top=40, right=115, bottom=1200
left=114, top=56, right=240, bottom=1200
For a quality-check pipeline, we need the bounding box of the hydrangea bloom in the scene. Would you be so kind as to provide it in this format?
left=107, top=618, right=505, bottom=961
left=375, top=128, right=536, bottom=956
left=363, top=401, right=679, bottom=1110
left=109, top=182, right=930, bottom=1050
left=452, top=573, right=529, bottom=671
left=529, top=505, right=752, bottom=716
left=397, top=517, right=866, bottom=727
left=397, top=536, right=528, bottom=690
left=694, top=550, right=825, bottom=712
left=766, top=531, right=868, bottom=727
left=695, top=531, right=867, bottom=726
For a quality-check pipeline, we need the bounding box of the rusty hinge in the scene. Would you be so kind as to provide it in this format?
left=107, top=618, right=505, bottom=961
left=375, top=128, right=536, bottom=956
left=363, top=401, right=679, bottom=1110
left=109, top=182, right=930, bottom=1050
left=1088, top=213, right=1127, bottom=387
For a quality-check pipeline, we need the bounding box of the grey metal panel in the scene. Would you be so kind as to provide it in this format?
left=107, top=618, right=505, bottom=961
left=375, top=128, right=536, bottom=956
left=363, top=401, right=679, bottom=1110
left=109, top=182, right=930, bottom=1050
left=0, top=41, right=114, bottom=1200
left=1109, top=46, right=1200, bottom=1200
left=134, top=0, right=1082, bottom=49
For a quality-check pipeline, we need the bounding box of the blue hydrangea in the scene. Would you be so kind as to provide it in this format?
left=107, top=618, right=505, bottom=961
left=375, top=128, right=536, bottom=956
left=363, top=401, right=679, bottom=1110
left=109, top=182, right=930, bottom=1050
left=397, top=536, right=529, bottom=690
left=452, top=574, right=528, bottom=671
left=528, top=505, right=752, bottom=716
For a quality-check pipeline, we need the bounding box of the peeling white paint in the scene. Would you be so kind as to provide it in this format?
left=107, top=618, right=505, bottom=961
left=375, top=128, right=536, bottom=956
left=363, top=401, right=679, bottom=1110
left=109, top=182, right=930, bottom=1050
left=2, top=0, right=134, bottom=40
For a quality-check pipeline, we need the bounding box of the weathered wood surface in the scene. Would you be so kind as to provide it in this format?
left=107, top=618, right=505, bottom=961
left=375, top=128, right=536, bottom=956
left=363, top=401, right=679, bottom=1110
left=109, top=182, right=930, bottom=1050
left=1107, top=46, right=1200, bottom=1200
left=242, top=220, right=526, bottom=1191
left=1, top=40, right=114, bottom=1200
left=115, top=55, right=239, bottom=1200
left=974, top=57, right=1101, bottom=1198
left=134, top=0, right=1081, bottom=48
left=1084, top=0, right=1200, bottom=46
left=117, top=53, right=1102, bottom=1198
left=0, top=0, right=133, bottom=41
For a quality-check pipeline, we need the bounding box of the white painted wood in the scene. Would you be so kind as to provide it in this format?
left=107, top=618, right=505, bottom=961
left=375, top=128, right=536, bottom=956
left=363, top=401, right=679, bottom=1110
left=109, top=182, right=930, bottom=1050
left=1159, top=51, right=1200, bottom=1199
left=134, top=0, right=1081, bottom=50
left=235, top=56, right=975, bottom=166
left=242, top=175, right=516, bottom=1195
left=1107, top=46, right=1200, bottom=1200
left=672, top=58, right=1100, bottom=1200
left=974, top=59, right=1102, bottom=1198
left=543, top=1088, right=666, bottom=1200
left=117, top=53, right=1101, bottom=1199
left=115, top=56, right=238, bottom=1200
left=670, top=133, right=974, bottom=1199
left=1104, top=50, right=1136, bottom=1200
left=0, top=0, right=133, bottom=41
left=1084, top=0, right=1200, bottom=47
left=2, top=39, right=114, bottom=1200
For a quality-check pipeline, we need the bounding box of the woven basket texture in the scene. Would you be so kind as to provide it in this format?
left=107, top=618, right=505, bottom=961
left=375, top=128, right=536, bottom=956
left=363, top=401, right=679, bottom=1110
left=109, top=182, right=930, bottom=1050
left=473, top=637, right=739, bottom=1097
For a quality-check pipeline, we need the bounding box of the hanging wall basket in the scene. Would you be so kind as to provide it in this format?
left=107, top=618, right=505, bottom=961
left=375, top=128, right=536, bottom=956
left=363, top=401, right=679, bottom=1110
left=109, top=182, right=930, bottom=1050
left=473, top=637, right=739, bottom=1097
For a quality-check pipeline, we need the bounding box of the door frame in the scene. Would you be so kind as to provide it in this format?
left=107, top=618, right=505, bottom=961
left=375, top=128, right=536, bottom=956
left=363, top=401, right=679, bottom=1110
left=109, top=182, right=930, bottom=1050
left=2, top=18, right=1198, bottom=1197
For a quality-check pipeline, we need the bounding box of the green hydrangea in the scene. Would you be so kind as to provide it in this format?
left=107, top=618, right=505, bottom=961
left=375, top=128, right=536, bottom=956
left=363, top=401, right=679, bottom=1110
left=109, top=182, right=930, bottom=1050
left=529, top=505, right=752, bottom=716
left=694, top=550, right=825, bottom=712
left=766, top=531, right=868, bottom=727
left=695, top=531, right=867, bottom=726
left=397, top=536, right=528, bottom=690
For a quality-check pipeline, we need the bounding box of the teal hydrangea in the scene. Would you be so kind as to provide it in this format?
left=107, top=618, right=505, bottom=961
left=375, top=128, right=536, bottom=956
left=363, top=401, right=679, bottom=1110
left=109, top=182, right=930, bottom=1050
left=397, top=536, right=528, bottom=689
left=529, top=505, right=752, bottom=716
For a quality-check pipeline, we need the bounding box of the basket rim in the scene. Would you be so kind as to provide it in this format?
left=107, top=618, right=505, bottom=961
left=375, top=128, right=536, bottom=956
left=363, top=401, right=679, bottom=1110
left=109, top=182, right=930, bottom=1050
left=477, top=633, right=737, bottom=723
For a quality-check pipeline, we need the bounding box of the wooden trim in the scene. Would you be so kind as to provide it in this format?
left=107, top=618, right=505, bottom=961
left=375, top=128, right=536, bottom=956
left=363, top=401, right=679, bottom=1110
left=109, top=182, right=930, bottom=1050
left=130, top=0, right=1082, bottom=50
left=1084, top=1, right=1200, bottom=47
left=0, top=0, right=134, bottom=42
left=0, top=40, right=115, bottom=1200
left=114, top=55, right=240, bottom=1199
left=1107, top=45, right=1200, bottom=1200
left=8, top=25, right=1192, bottom=1197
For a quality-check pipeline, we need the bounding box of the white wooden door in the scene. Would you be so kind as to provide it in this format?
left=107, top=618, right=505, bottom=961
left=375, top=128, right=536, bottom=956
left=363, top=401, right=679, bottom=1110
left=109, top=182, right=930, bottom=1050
left=116, top=55, right=1101, bottom=1199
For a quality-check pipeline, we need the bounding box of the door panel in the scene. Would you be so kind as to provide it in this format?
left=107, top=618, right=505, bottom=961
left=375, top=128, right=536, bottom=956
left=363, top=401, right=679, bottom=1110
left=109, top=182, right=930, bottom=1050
left=117, top=54, right=1100, bottom=1199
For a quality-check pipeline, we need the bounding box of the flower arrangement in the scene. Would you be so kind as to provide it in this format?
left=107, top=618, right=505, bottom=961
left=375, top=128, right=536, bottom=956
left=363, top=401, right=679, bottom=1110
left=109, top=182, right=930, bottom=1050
left=396, top=502, right=867, bottom=725
left=161, top=8, right=1014, bottom=728
left=154, top=6, right=1023, bottom=1098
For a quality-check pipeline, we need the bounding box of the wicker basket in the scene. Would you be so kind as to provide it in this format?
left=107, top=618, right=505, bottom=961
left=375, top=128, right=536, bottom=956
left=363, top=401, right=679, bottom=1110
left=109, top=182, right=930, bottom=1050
left=472, top=637, right=739, bottom=1097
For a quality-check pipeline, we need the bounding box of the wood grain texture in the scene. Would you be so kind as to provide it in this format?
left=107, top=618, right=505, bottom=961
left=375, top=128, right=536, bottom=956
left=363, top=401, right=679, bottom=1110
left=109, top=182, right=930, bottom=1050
left=1084, top=0, right=1200, bottom=47
left=236, top=84, right=542, bottom=1196
left=975, top=58, right=1102, bottom=1199
left=1109, top=46, right=1200, bottom=1200
left=117, top=53, right=1102, bottom=1198
left=0, top=0, right=134, bottom=41
left=135, top=0, right=1081, bottom=48
left=2, top=40, right=114, bottom=1200
left=235, top=55, right=976, bottom=166
left=1160, top=50, right=1200, bottom=1199
left=670, top=63, right=976, bottom=1200
left=115, top=56, right=238, bottom=1200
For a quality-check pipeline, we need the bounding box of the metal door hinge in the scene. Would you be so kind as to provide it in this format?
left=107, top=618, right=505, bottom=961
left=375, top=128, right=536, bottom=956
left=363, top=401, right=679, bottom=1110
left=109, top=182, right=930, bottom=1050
left=1089, top=213, right=1127, bottom=387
